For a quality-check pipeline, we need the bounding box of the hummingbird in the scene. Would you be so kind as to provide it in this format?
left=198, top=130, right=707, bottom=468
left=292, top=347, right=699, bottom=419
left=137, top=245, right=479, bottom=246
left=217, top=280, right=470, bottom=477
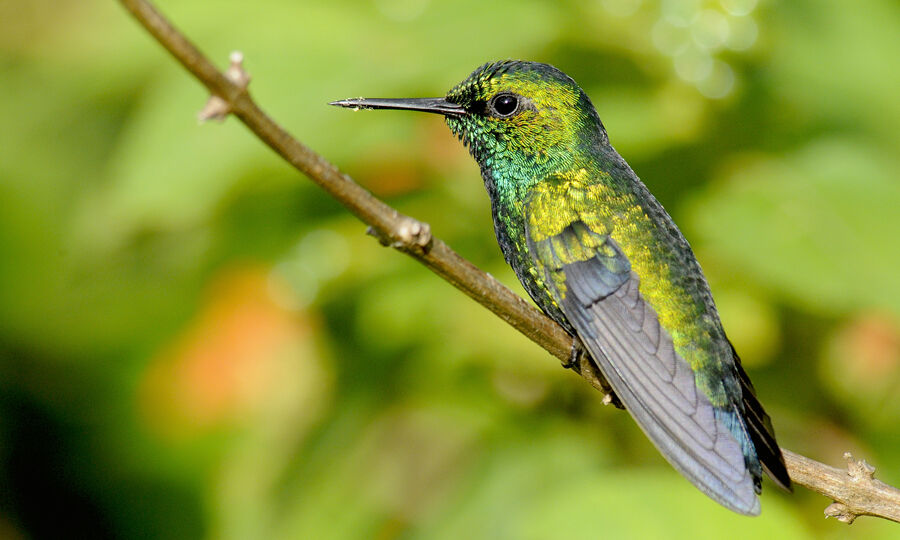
left=331, top=60, right=791, bottom=515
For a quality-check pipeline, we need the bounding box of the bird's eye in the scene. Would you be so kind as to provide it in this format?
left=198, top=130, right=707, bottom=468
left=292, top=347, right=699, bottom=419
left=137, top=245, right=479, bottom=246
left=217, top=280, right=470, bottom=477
left=490, top=94, right=519, bottom=117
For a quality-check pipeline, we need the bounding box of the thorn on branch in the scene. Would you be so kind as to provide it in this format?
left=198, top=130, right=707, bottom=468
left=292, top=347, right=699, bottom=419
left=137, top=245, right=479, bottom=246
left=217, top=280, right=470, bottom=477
left=198, top=51, right=250, bottom=122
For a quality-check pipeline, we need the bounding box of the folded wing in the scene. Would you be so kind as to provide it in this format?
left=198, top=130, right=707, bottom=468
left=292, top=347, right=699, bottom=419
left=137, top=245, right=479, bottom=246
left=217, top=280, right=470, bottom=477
left=527, top=214, right=761, bottom=515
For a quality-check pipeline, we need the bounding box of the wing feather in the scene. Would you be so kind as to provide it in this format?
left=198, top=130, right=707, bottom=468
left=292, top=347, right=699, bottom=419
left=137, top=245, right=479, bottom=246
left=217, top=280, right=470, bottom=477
left=527, top=215, right=761, bottom=515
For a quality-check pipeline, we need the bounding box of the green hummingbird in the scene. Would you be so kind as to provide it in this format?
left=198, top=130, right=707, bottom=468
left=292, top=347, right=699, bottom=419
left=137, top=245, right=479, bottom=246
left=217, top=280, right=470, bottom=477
left=331, top=60, right=791, bottom=515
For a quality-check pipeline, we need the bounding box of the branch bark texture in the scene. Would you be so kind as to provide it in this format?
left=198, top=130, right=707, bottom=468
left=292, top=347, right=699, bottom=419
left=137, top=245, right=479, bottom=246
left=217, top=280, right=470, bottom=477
left=118, top=0, right=900, bottom=525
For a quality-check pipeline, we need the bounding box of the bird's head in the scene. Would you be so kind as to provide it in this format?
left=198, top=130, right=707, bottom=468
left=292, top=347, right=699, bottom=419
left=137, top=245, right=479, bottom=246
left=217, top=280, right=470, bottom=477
left=331, top=60, right=607, bottom=171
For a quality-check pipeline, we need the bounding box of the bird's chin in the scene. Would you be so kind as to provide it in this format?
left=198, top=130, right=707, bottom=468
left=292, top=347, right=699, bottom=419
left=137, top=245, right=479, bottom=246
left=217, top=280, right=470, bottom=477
left=444, top=116, right=464, bottom=136
left=443, top=119, right=496, bottom=166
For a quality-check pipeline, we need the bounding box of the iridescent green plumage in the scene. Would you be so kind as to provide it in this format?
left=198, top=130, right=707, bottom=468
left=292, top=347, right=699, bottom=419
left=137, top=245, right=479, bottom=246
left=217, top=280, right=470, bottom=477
left=332, top=60, right=790, bottom=515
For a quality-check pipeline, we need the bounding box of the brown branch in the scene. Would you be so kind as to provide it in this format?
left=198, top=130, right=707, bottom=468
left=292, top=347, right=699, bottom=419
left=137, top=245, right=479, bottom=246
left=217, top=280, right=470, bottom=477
left=785, top=450, right=900, bottom=523
left=117, top=0, right=900, bottom=525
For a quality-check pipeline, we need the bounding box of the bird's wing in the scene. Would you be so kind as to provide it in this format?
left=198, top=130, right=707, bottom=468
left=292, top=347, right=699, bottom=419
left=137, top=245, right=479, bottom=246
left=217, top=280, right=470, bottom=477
left=524, top=191, right=761, bottom=515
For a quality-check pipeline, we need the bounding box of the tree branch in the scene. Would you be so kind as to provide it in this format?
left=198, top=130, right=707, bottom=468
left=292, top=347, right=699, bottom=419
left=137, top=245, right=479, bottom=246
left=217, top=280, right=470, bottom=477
left=118, top=0, right=900, bottom=524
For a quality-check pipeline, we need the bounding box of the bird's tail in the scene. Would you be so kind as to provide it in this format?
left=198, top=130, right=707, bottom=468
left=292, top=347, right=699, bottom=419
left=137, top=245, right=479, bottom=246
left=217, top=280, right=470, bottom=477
left=731, top=344, right=792, bottom=492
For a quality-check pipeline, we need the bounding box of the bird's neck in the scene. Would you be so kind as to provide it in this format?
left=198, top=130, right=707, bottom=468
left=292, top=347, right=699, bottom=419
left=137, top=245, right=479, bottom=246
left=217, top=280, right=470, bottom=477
left=477, top=144, right=594, bottom=286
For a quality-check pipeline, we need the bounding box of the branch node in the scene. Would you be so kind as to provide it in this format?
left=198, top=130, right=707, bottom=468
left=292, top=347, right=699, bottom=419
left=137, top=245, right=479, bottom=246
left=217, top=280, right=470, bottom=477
left=391, top=216, right=433, bottom=254
left=843, top=452, right=876, bottom=482
left=198, top=50, right=251, bottom=122
left=824, top=502, right=858, bottom=524
left=365, top=217, right=433, bottom=254
left=821, top=452, right=884, bottom=524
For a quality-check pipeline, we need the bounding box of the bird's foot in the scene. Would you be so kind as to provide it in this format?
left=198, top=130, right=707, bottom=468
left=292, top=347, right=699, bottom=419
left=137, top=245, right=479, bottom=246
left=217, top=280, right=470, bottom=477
left=602, top=392, right=625, bottom=409
left=568, top=337, right=625, bottom=409
left=562, top=336, right=585, bottom=370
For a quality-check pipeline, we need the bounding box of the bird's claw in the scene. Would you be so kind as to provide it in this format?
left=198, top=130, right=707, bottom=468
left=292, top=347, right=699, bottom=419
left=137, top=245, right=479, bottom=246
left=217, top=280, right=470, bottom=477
left=563, top=336, right=584, bottom=370
left=568, top=336, right=625, bottom=409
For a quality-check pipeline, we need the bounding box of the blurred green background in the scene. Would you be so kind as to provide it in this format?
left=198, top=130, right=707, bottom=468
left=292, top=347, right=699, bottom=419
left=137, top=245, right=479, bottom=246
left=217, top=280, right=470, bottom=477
left=1, top=0, right=898, bottom=538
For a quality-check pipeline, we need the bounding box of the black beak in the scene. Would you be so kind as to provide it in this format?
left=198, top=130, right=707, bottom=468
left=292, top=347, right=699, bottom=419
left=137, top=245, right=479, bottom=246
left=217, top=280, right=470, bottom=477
left=329, top=97, right=466, bottom=117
